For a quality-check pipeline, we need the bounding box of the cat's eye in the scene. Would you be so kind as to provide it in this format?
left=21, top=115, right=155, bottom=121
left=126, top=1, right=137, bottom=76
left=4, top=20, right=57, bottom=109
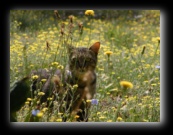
left=71, top=58, right=77, bottom=63
left=71, top=57, right=94, bottom=68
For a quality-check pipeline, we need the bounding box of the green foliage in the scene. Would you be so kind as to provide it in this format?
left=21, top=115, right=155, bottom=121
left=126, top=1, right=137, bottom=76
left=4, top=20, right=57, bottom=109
left=10, top=10, right=54, bottom=32
left=10, top=10, right=143, bottom=32
left=10, top=10, right=160, bottom=122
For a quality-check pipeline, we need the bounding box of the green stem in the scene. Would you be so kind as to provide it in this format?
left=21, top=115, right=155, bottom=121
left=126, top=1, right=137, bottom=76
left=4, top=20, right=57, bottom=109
left=87, top=16, right=92, bottom=47
left=23, top=44, right=28, bottom=76
left=151, top=41, right=160, bottom=65
left=114, top=99, right=122, bottom=121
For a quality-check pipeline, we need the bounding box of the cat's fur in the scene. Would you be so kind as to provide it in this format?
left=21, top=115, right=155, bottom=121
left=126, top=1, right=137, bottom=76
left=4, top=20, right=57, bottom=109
left=30, top=42, right=100, bottom=122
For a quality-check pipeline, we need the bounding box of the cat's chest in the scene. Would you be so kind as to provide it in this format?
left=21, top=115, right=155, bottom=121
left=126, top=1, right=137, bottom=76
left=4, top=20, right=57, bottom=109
left=66, top=69, right=96, bottom=88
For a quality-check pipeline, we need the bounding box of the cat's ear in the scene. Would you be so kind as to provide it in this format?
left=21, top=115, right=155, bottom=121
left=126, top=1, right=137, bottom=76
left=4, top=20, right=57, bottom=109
left=89, top=42, right=100, bottom=54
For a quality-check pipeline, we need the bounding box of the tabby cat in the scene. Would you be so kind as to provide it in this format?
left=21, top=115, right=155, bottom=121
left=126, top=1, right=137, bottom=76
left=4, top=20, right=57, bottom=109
left=30, top=42, right=100, bottom=122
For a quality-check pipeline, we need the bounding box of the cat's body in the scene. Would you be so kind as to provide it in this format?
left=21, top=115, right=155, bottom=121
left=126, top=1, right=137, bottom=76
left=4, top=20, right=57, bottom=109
left=30, top=42, right=100, bottom=122
left=30, top=69, right=63, bottom=105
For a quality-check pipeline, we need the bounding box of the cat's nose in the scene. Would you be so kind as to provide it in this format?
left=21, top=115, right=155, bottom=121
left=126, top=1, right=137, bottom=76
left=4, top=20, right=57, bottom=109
left=78, top=60, right=85, bottom=68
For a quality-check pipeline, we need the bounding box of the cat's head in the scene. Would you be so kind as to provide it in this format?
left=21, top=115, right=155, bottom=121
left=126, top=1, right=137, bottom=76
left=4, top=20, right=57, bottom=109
left=68, top=42, right=100, bottom=73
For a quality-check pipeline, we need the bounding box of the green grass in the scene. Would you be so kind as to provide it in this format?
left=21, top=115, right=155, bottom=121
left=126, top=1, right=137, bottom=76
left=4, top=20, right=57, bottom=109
left=10, top=10, right=160, bottom=122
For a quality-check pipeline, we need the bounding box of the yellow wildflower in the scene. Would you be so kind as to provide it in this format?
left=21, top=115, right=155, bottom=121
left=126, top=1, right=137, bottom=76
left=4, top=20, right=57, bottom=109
left=86, top=100, right=91, bottom=103
left=58, top=65, right=64, bottom=69
left=74, top=115, right=80, bottom=119
left=38, top=92, right=45, bottom=96
left=32, top=75, right=39, bottom=80
left=47, top=97, right=53, bottom=101
left=24, top=108, right=29, bottom=111
left=117, top=116, right=123, bottom=122
left=29, top=64, right=34, bottom=68
left=37, top=101, right=40, bottom=104
left=41, top=79, right=47, bottom=82
left=85, top=10, right=95, bottom=16
left=99, top=116, right=105, bottom=119
left=51, top=62, right=59, bottom=66
left=104, top=51, right=113, bottom=56
left=72, top=84, right=78, bottom=89
left=143, top=80, right=149, bottom=83
left=156, top=37, right=160, bottom=42
left=107, top=120, right=112, bottom=122
left=42, top=107, right=48, bottom=112
left=25, top=101, right=30, bottom=105
left=142, top=119, right=149, bottom=122
left=151, top=83, right=157, bottom=86
left=27, top=98, right=32, bottom=101
left=36, top=112, right=43, bottom=118
left=56, top=118, right=63, bottom=122
left=120, top=81, right=133, bottom=89
left=97, top=112, right=101, bottom=115
left=111, top=107, right=116, bottom=111
left=58, top=112, right=63, bottom=116
left=106, top=92, right=110, bottom=95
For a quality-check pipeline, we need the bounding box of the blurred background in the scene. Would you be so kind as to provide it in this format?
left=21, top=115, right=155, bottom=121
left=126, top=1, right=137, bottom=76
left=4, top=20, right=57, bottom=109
left=10, top=10, right=160, bottom=32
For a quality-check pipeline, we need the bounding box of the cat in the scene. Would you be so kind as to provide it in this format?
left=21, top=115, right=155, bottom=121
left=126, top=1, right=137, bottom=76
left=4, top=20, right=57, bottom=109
left=30, top=41, right=100, bottom=122
left=64, top=41, right=100, bottom=121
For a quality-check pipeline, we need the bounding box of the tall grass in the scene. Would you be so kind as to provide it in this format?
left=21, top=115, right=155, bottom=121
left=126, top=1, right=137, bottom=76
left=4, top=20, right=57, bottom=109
left=10, top=10, right=160, bottom=122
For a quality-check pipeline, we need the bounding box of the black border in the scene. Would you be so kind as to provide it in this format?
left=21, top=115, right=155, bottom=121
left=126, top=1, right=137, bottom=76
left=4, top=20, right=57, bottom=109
left=3, top=4, right=170, bottom=132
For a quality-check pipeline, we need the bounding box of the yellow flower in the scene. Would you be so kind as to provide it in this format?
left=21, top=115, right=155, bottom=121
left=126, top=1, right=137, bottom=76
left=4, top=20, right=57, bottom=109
left=51, top=62, right=59, bottom=66
left=117, top=117, right=123, bottom=122
left=152, top=37, right=160, bottom=43
left=107, top=120, right=112, bottom=122
left=120, top=81, right=133, bottom=89
left=99, top=116, right=105, bottom=119
left=58, top=112, right=63, bottom=116
left=42, top=107, right=48, bottom=112
left=97, top=112, right=101, bottom=115
left=36, top=112, right=44, bottom=118
left=142, top=119, right=149, bottom=122
left=104, top=51, right=113, bottom=56
left=37, top=101, right=40, bottom=104
left=72, top=84, right=78, bottom=89
left=151, top=83, right=157, bottom=86
left=111, top=107, right=116, bottom=111
left=56, top=118, right=63, bottom=122
left=31, top=75, right=39, bottom=80
left=41, top=79, right=47, bottom=82
left=25, top=101, right=30, bottom=105
left=29, top=64, right=34, bottom=68
left=38, top=92, right=45, bottom=96
left=143, top=80, right=149, bottom=83
left=27, top=98, right=32, bottom=101
left=85, top=10, right=94, bottom=16
left=47, top=97, right=53, bottom=101
left=57, top=65, right=64, bottom=69
left=74, top=115, right=80, bottom=119
left=156, top=37, right=160, bottom=42
left=86, top=99, right=91, bottom=103
left=106, top=92, right=110, bottom=95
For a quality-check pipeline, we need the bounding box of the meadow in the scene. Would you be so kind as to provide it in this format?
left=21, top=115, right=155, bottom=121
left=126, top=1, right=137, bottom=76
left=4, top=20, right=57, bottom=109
left=10, top=10, right=160, bottom=122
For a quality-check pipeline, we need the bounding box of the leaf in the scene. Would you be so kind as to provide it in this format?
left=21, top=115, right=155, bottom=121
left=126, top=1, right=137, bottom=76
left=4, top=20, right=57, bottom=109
left=105, top=83, right=113, bottom=89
